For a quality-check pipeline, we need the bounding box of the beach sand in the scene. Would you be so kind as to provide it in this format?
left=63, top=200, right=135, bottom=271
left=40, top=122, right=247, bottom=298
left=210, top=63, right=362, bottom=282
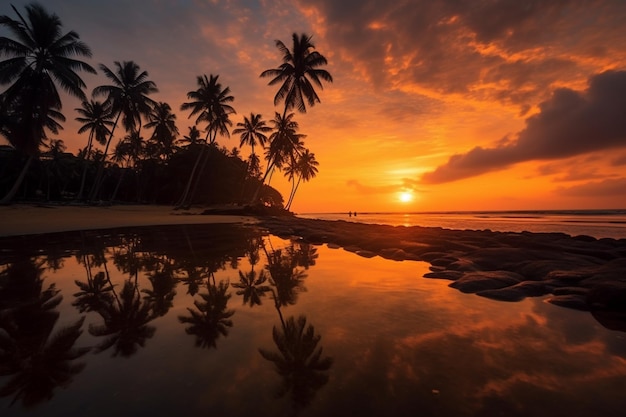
left=0, top=204, right=257, bottom=237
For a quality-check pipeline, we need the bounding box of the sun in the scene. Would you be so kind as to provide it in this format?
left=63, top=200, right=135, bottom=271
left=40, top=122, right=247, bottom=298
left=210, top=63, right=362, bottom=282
left=398, top=191, right=413, bottom=203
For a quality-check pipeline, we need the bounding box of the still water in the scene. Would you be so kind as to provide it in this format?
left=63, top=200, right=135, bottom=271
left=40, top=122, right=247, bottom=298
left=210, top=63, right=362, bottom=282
left=1, top=224, right=625, bottom=416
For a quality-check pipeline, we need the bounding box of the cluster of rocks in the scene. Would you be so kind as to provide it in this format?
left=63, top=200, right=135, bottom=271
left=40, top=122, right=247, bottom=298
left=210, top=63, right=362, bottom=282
left=257, top=217, right=626, bottom=331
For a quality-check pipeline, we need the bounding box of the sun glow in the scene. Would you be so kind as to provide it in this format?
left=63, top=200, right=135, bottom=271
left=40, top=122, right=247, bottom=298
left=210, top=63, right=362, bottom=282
left=398, top=191, right=414, bottom=203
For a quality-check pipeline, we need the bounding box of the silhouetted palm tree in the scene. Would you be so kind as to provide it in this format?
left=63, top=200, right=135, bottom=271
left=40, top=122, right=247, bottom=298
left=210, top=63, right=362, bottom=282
left=285, top=149, right=319, bottom=210
left=234, top=113, right=271, bottom=158
left=75, top=100, right=114, bottom=199
left=260, top=33, right=332, bottom=117
left=0, top=3, right=95, bottom=204
left=89, top=61, right=158, bottom=200
left=178, top=74, right=235, bottom=207
left=145, top=102, right=179, bottom=160
left=177, top=125, right=202, bottom=148
left=259, top=315, right=333, bottom=414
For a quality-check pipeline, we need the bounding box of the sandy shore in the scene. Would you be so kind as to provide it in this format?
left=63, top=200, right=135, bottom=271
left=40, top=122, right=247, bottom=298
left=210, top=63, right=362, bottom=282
left=0, top=204, right=257, bottom=237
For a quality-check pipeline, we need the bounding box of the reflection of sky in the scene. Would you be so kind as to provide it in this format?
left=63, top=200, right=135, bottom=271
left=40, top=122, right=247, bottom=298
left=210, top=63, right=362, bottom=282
left=1, top=234, right=625, bottom=416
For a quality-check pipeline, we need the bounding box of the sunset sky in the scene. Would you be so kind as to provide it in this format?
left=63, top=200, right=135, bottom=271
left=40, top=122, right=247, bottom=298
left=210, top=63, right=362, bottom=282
left=2, top=0, right=626, bottom=212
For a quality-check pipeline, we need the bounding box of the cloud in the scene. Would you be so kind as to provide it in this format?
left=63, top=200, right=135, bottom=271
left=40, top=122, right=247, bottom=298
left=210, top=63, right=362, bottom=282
left=421, top=70, right=626, bottom=184
left=298, top=0, right=626, bottom=106
left=555, top=178, right=626, bottom=197
left=347, top=178, right=423, bottom=195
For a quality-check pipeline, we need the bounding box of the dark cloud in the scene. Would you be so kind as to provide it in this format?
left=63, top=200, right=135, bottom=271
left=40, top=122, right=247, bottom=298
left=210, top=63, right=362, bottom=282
left=421, top=70, right=626, bottom=184
left=556, top=178, right=626, bottom=197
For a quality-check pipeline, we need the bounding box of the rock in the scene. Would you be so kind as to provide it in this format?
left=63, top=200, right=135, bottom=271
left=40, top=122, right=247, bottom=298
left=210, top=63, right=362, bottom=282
left=448, top=271, right=523, bottom=293
left=423, top=270, right=463, bottom=280
left=546, top=294, right=589, bottom=311
left=356, top=250, right=377, bottom=258
left=477, top=280, right=550, bottom=302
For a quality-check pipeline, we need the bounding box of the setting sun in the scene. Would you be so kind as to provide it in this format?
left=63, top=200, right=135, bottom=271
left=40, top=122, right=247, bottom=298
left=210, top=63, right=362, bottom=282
left=398, top=191, right=413, bottom=203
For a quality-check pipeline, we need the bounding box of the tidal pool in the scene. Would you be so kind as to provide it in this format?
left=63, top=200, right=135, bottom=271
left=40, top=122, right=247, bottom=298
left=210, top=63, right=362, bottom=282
left=1, top=224, right=625, bottom=416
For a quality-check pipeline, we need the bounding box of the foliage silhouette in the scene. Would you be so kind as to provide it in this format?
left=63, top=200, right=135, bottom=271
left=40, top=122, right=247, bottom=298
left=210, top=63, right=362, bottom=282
left=0, top=3, right=95, bottom=203
left=259, top=315, right=333, bottom=414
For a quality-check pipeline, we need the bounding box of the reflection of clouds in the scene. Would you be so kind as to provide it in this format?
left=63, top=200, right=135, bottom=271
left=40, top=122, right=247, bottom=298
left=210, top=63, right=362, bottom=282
left=325, top=299, right=626, bottom=415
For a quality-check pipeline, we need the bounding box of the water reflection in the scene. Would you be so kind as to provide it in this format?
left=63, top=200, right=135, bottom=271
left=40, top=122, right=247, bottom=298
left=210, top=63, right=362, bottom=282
left=259, top=315, right=332, bottom=415
left=0, top=224, right=624, bottom=416
left=0, top=257, right=89, bottom=408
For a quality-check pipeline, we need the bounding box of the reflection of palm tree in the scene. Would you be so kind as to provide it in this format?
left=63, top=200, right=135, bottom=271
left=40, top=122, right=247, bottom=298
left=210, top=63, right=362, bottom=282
left=73, top=271, right=114, bottom=313
left=0, top=317, right=89, bottom=408
left=266, top=248, right=307, bottom=309
left=88, top=280, right=156, bottom=357
left=259, top=315, right=332, bottom=414
left=142, top=265, right=177, bottom=317
left=232, top=269, right=271, bottom=307
left=0, top=258, right=89, bottom=407
left=178, top=279, right=234, bottom=349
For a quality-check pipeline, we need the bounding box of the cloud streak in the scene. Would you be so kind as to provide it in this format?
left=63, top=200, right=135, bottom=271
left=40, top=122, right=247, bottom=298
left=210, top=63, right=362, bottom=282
left=421, top=70, right=626, bottom=184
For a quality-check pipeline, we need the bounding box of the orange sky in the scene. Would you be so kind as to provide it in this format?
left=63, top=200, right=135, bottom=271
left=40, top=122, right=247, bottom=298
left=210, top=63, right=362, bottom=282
left=2, top=0, right=626, bottom=212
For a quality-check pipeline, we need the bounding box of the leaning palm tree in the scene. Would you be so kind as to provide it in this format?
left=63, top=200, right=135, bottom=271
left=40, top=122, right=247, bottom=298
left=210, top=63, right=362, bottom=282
left=177, top=74, right=235, bottom=207
left=251, top=112, right=305, bottom=203
left=89, top=61, right=158, bottom=201
left=285, top=149, right=319, bottom=210
left=0, top=3, right=96, bottom=204
left=260, top=33, right=333, bottom=117
left=75, top=100, right=114, bottom=199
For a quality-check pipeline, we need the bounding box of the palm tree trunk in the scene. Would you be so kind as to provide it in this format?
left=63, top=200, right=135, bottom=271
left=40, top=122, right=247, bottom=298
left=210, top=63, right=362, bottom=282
left=76, top=131, right=94, bottom=201
left=110, top=165, right=127, bottom=202
left=250, top=158, right=277, bottom=204
left=89, top=111, right=121, bottom=201
left=188, top=146, right=212, bottom=205
left=176, top=144, right=205, bottom=208
left=0, top=155, right=34, bottom=205
left=286, top=176, right=302, bottom=211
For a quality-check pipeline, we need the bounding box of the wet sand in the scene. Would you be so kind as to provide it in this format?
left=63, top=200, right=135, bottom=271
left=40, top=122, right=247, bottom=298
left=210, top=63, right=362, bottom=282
left=0, top=204, right=257, bottom=237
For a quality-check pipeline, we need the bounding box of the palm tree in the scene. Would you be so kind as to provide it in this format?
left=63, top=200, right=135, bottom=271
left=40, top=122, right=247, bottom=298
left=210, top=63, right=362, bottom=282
left=260, top=33, right=332, bottom=117
left=285, top=149, right=319, bottom=210
left=89, top=61, right=158, bottom=200
left=233, top=113, right=271, bottom=157
left=75, top=100, right=114, bottom=199
left=252, top=112, right=305, bottom=204
left=176, top=126, right=202, bottom=148
left=145, top=102, right=179, bottom=160
left=0, top=3, right=96, bottom=204
left=233, top=113, right=271, bottom=195
left=178, top=74, right=235, bottom=207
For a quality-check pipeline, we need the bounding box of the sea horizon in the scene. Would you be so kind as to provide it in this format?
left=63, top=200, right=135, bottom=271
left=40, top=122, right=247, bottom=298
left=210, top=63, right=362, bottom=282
left=298, top=208, right=626, bottom=239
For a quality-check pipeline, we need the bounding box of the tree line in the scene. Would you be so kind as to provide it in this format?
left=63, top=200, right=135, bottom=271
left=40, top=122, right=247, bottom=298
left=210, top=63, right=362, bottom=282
left=0, top=3, right=332, bottom=209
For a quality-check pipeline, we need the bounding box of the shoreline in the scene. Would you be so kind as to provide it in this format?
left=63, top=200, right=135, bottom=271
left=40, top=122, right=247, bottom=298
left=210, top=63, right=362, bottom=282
left=0, top=204, right=257, bottom=237
left=1, top=204, right=625, bottom=328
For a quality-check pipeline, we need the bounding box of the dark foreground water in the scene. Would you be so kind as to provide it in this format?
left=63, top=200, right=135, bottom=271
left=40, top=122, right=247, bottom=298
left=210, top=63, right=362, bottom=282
left=1, top=224, right=625, bottom=416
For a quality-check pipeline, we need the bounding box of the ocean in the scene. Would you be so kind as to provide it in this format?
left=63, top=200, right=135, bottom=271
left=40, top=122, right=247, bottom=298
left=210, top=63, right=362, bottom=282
left=298, top=209, right=626, bottom=239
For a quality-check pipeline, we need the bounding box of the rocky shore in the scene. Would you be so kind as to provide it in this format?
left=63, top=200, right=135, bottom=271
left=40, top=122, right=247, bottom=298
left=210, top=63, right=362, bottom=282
left=257, top=216, right=626, bottom=330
